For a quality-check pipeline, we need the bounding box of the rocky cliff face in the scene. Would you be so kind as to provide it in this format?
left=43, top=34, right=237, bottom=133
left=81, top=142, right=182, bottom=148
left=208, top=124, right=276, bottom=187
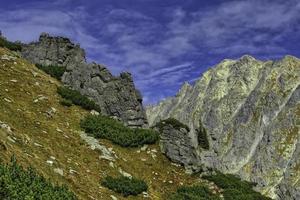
left=146, top=55, right=300, bottom=199
left=21, top=33, right=147, bottom=127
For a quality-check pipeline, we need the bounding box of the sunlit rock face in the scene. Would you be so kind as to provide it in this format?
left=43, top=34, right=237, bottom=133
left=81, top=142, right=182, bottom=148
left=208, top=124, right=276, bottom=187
left=147, top=55, right=300, bottom=199
left=22, top=33, right=148, bottom=127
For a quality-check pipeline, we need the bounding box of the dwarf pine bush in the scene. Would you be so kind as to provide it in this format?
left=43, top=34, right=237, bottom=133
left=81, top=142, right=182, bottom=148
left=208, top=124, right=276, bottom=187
left=80, top=114, right=159, bottom=147
left=101, top=176, right=148, bottom=197
left=169, top=185, right=221, bottom=200
left=36, top=64, right=66, bottom=80
left=203, top=172, right=272, bottom=200
left=0, top=37, right=22, bottom=51
left=57, top=86, right=101, bottom=112
left=155, top=118, right=190, bottom=132
left=0, top=156, right=77, bottom=200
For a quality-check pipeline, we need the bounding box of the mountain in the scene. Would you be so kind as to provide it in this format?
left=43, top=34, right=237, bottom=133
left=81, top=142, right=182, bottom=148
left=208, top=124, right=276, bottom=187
left=21, top=33, right=147, bottom=127
left=146, top=55, right=300, bottom=199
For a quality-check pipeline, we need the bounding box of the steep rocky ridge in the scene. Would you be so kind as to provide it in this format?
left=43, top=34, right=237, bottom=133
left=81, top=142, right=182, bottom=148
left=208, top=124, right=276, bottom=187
left=21, top=33, right=147, bottom=127
left=146, top=55, right=300, bottom=199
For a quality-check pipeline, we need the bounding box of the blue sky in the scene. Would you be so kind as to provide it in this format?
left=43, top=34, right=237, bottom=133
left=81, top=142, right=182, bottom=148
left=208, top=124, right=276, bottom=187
left=0, top=0, right=300, bottom=104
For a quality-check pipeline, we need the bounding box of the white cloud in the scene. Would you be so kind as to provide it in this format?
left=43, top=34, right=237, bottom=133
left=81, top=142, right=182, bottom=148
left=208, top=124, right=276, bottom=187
left=0, top=0, right=299, bottom=103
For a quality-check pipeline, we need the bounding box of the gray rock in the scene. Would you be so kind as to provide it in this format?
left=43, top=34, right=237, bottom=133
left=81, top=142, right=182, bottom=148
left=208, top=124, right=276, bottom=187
left=147, top=55, right=300, bottom=199
left=21, top=33, right=147, bottom=127
left=79, top=131, right=115, bottom=161
left=54, top=168, right=64, bottom=176
left=158, top=123, right=202, bottom=173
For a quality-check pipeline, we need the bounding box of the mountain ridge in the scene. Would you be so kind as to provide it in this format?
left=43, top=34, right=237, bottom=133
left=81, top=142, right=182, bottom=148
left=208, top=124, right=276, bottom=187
left=146, top=54, right=300, bottom=199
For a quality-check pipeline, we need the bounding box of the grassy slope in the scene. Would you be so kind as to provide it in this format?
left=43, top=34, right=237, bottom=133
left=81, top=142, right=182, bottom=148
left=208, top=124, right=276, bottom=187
left=0, top=47, right=202, bottom=200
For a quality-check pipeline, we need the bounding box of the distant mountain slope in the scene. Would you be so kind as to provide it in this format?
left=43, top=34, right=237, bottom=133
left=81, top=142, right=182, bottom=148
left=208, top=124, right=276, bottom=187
left=146, top=55, right=300, bottom=199
left=0, top=47, right=202, bottom=200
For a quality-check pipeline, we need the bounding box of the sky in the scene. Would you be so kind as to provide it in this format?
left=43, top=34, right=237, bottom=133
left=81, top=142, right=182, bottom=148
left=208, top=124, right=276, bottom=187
left=0, top=0, right=299, bottom=104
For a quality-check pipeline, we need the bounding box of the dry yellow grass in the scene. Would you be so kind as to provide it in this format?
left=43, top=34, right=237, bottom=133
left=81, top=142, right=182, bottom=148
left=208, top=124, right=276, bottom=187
left=0, top=47, right=201, bottom=200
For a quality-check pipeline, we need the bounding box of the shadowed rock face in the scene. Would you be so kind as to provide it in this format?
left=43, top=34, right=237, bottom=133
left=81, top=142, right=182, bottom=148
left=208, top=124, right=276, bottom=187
left=147, top=55, right=300, bottom=199
left=21, top=33, right=147, bottom=127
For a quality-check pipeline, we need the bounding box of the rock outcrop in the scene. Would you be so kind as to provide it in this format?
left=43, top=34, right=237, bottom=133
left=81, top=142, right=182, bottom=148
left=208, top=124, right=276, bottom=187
left=155, top=120, right=201, bottom=172
left=146, top=55, right=300, bottom=199
left=21, top=33, right=147, bottom=127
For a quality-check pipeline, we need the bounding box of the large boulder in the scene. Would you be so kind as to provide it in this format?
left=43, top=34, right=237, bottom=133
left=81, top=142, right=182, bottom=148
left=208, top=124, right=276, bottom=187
left=21, top=33, right=147, bottom=127
left=147, top=55, right=300, bottom=199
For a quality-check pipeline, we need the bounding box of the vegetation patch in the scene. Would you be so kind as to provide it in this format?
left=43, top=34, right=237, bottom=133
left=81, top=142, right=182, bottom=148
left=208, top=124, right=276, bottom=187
left=101, top=176, right=148, bottom=197
left=0, top=156, right=77, bottom=200
left=155, top=118, right=190, bottom=132
left=57, top=86, right=101, bottom=112
left=169, top=185, right=221, bottom=200
left=203, top=172, right=272, bottom=200
left=59, top=98, right=73, bottom=107
left=0, top=37, right=22, bottom=51
left=80, top=115, right=159, bottom=147
left=36, top=64, right=66, bottom=80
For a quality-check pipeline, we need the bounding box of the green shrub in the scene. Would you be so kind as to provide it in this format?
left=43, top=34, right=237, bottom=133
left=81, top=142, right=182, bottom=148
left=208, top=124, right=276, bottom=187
left=197, top=122, right=209, bottom=150
left=0, top=37, right=22, bottom=51
left=59, top=99, right=73, bottom=107
left=169, top=185, right=221, bottom=200
left=0, top=156, right=77, bottom=200
left=36, top=64, right=66, bottom=80
left=80, top=115, right=159, bottom=147
left=203, top=172, right=272, bottom=200
left=155, top=118, right=190, bottom=132
left=57, top=86, right=101, bottom=112
left=101, top=176, right=148, bottom=197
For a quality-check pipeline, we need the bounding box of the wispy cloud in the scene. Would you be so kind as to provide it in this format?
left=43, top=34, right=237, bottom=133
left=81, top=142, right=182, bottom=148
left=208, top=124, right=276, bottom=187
left=0, top=0, right=299, bottom=104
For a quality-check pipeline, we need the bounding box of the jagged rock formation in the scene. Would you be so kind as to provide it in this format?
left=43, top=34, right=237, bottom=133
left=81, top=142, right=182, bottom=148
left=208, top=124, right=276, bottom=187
left=21, top=33, right=147, bottom=127
left=146, top=55, right=300, bottom=199
left=155, top=121, right=201, bottom=172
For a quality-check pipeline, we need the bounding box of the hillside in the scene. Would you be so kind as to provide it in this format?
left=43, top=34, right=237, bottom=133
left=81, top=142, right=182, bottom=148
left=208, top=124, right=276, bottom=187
left=0, top=47, right=204, bottom=200
left=146, top=55, right=300, bottom=199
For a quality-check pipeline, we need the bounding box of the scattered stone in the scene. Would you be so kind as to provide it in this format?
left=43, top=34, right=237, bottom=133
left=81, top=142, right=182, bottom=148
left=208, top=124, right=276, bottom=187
left=151, top=149, right=158, bottom=153
left=50, top=156, right=56, bottom=160
left=141, top=144, right=148, bottom=151
left=7, top=136, right=16, bottom=143
left=4, top=98, right=12, bottom=103
left=79, top=131, right=115, bottom=161
left=110, top=195, right=118, bottom=200
left=46, top=160, right=54, bottom=166
left=90, top=110, right=100, bottom=116
left=54, top=168, right=64, bottom=176
left=31, top=71, right=38, bottom=77
left=142, top=192, right=150, bottom=198
left=0, top=121, right=12, bottom=132
left=10, top=79, right=17, bottom=83
left=56, top=128, right=63, bottom=133
left=34, top=142, right=43, bottom=147
left=69, top=169, right=78, bottom=175
left=118, top=167, right=132, bottom=179
left=109, top=162, right=115, bottom=168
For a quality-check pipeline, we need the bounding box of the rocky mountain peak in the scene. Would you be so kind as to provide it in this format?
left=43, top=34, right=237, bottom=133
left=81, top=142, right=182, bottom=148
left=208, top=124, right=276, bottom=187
left=21, top=33, right=147, bottom=127
left=146, top=55, right=300, bottom=199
